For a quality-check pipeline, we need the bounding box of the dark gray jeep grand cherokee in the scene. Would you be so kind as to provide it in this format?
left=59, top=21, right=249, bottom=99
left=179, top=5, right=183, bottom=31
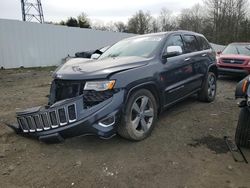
left=11, top=31, right=217, bottom=142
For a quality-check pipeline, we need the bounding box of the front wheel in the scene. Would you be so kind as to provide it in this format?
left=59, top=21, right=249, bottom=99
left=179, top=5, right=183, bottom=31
left=235, top=107, right=250, bottom=148
left=198, top=72, right=217, bottom=102
left=118, top=89, right=157, bottom=141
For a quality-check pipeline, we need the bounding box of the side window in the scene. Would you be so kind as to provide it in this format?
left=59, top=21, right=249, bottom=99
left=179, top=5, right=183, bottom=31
left=197, top=36, right=211, bottom=50
left=165, top=35, right=184, bottom=52
left=183, top=35, right=199, bottom=53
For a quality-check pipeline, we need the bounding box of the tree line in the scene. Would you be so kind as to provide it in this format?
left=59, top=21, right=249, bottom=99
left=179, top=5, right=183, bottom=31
left=55, top=0, right=250, bottom=45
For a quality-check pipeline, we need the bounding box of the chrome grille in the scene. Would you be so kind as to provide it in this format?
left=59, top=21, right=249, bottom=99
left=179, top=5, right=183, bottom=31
left=221, top=58, right=245, bottom=64
left=17, top=104, right=77, bottom=133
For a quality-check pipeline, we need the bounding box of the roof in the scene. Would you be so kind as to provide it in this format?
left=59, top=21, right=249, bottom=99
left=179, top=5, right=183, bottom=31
left=125, top=30, right=204, bottom=40
left=230, top=42, right=250, bottom=45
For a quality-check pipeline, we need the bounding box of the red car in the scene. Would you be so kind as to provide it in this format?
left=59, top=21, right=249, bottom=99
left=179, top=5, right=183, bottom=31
left=216, top=43, right=250, bottom=76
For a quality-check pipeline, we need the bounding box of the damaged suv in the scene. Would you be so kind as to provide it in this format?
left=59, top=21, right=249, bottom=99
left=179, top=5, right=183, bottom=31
left=11, top=31, right=217, bottom=142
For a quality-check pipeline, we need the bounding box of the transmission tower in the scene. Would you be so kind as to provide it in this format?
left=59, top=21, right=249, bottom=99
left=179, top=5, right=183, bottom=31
left=21, top=0, right=44, bottom=23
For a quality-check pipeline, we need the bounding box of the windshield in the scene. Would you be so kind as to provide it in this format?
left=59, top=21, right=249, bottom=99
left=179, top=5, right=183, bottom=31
left=222, top=44, right=250, bottom=56
left=99, top=36, right=163, bottom=59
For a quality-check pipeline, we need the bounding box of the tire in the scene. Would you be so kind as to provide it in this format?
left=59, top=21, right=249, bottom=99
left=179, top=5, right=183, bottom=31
left=198, top=72, right=217, bottom=102
left=118, top=89, right=157, bottom=141
left=235, top=107, right=250, bottom=148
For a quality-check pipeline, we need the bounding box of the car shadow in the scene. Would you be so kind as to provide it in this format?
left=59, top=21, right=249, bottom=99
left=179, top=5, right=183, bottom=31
left=58, top=95, right=199, bottom=149
left=218, top=75, right=245, bottom=83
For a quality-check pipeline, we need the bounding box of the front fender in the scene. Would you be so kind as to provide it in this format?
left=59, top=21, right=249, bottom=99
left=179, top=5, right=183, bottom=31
left=123, top=80, right=164, bottom=114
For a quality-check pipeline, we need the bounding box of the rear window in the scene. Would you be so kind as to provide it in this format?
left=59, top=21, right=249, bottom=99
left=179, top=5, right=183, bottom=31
left=197, top=36, right=211, bottom=50
left=183, top=35, right=200, bottom=53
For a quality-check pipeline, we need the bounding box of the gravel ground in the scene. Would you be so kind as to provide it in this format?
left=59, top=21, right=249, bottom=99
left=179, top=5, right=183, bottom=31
left=0, top=68, right=250, bottom=188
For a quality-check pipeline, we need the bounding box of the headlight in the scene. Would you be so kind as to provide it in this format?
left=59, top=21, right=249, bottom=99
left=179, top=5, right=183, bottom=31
left=84, top=80, right=116, bottom=91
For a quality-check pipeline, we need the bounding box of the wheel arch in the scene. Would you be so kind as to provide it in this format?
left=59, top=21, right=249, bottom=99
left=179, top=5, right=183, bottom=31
left=208, top=64, right=218, bottom=78
left=125, top=82, right=163, bottom=114
left=201, top=63, right=218, bottom=90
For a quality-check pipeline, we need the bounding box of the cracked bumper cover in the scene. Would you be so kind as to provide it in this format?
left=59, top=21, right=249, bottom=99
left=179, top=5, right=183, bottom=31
left=10, top=90, right=125, bottom=142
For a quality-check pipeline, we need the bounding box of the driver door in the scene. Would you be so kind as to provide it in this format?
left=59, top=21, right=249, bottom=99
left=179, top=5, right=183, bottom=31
left=161, top=35, right=195, bottom=106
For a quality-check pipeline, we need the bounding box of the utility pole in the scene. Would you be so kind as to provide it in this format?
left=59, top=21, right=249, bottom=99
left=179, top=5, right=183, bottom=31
left=20, top=0, right=44, bottom=23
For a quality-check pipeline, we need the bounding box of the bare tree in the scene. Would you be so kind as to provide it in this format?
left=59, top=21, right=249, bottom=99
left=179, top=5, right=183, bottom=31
left=151, top=18, right=160, bottom=33
left=56, top=1, right=250, bottom=44
left=114, top=22, right=127, bottom=32
left=158, top=8, right=176, bottom=31
left=127, top=10, right=153, bottom=34
left=92, top=21, right=117, bottom=32
left=178, top=4, right=204, bottom=33
left=204, top=0, right=248, bottom=43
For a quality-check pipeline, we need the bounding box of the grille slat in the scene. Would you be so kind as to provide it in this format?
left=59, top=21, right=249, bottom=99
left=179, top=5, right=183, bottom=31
left=26, top=116, right=36, bottom=132
left=33, top=115, right=43, bottom=131
left=41, top=113, right=50, bottom=130
left=68, top=104, right=77, bottom=122
left=18, top=118, right=29, bottom=132
left=49, top=111, right=58, bottom=128
left=58, top=108, right=67, bottom=125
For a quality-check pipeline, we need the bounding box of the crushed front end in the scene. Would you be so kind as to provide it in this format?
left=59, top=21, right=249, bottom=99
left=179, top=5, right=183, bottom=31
left=12, top=79, right=124, bottom=142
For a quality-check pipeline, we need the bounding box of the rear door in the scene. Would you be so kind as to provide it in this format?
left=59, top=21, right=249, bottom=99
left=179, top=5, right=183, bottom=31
left=181, top=34, right=206, bottom=93
left=196, top=35, right=215, bottom=72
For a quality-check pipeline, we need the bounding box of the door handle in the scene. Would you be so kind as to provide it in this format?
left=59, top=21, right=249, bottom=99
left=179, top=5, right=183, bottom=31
left=184, top=57, right=191, bottom=61
left=202, top=54, right=207, bottom=57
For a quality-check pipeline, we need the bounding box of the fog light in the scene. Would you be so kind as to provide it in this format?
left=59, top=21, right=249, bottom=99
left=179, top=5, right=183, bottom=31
left=98, top=116, right=115, bottom=127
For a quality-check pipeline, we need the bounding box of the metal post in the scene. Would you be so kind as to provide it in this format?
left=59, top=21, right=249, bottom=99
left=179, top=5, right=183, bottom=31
left=20, top=0, right=45, bottom=23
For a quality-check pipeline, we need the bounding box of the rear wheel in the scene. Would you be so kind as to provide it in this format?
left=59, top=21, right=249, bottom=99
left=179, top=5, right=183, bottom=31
left=235, top=107, right=250, bottom=148
left=118, top=89, right=157, bottom=141
left=198, top=72, right=217, bottom=102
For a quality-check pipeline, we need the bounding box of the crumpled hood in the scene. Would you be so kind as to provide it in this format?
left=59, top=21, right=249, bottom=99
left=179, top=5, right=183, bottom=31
left=53, top=56, right=150, bottom=80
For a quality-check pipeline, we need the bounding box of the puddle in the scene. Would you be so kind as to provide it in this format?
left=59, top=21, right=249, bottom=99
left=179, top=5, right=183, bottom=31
left=189, top=135, right=229, bottom=154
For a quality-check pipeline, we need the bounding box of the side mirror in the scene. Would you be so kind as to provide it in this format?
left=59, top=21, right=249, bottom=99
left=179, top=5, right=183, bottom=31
left=91, top=53, right=101, bottom=60
left=163, top=46, right=183, bottom=58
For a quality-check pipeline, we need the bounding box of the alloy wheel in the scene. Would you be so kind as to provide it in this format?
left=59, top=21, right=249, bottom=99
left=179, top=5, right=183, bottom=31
left=130, top=96, right=154, bottom=134
left=208, top=74, right=216, bottom=98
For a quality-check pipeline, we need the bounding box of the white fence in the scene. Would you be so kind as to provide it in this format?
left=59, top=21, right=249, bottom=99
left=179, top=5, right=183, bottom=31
left=0, top=19, right=135, bottom=69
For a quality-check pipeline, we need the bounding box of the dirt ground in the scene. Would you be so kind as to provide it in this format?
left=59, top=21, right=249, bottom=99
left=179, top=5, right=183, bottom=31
left=0, top=68, right=250, bottom=188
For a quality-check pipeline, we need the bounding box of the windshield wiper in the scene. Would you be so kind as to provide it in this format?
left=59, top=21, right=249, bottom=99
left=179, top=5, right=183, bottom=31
left=235, top=47, right=240, bottom=54
left=245, top=46, right=250, bottom=51
left=108, top=52, right=121, bottom=58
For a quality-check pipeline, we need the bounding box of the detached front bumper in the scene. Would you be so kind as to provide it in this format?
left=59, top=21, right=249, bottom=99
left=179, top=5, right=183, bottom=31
left=11, top=90, right=125, bottom=142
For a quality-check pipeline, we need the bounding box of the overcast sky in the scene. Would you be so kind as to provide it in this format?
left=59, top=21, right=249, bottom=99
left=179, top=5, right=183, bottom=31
left=0, top=0, right=203, bottom=24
